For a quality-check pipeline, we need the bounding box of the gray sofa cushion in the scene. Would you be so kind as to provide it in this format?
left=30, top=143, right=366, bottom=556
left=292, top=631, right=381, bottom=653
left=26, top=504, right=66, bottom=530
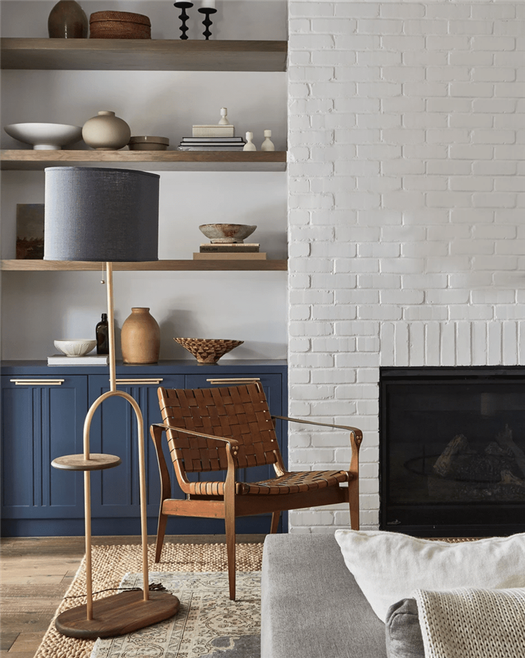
left=261, top=534, right=387, bottom=658
left=385, top=598, right=424, bottom=658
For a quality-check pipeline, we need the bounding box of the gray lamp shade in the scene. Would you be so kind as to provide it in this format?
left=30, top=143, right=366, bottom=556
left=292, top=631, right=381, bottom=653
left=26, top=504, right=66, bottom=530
left=44, top=167, right=160, bottom=262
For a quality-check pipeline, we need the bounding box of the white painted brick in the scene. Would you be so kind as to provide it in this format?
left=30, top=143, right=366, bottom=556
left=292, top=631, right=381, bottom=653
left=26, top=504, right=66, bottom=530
left=473, top=36, right=516, bottom=51
left=312, top=304, right=357, bottom=321
left=402, top=274, right=447, bottom=289
left=311, top=368, right=357, bottom=385
left=311, top=337, right=356, bottom=354
left=289, top=305, right=310, bottom=321
left=289, top=338, right=311, bottom=354
left=450, top=239, right=494, bottom=256
left=334, top=34, right=381, bottom=51
left=288, top=1, right=525, bottom=532
left=404, top=306, right=448, bottom=322
left=380, top=289, right=425, bottom=305
left=449, top=306, right=494, bottom=321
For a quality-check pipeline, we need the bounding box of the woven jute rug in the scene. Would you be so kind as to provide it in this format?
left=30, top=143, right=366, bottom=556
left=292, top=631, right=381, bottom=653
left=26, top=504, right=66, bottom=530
left=34, top=542, right=263, bottom=658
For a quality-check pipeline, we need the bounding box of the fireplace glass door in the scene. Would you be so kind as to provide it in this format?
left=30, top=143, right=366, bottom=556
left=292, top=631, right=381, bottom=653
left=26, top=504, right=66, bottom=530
left=380, top=367, right=525, bottom=537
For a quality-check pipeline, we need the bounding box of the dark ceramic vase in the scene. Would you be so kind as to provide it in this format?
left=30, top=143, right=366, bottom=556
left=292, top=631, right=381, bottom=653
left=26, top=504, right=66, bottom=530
left=48, top=0, right=88, bottom=38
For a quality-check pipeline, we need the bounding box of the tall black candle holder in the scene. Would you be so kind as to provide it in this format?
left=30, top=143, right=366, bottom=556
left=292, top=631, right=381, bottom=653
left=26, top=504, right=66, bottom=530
left=198, top=7, right=217, bottom=40
left=174, top=2, right=193, bottom=40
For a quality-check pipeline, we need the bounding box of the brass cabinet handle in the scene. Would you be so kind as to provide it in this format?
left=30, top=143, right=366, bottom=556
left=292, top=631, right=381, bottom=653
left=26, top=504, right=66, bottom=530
left=115, top=378, right=164, bottom=385
left=206, top=378, right=261, bottom=385
left=10, top=379, right=65, bottom=386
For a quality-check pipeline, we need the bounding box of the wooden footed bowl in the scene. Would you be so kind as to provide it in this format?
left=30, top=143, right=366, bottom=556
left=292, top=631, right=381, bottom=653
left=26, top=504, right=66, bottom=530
left=174, top=338, right=243, bottom=364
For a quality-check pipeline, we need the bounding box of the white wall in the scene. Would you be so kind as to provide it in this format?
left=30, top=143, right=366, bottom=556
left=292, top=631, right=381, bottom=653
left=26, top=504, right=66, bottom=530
left=0, top=0, right=288, bottom=361
left=288, top=1, right=525, bottom=532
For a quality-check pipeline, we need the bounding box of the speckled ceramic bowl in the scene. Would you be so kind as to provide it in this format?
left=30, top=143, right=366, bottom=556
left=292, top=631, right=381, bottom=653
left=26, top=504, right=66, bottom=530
left=199, top=224, right=256, bottom=244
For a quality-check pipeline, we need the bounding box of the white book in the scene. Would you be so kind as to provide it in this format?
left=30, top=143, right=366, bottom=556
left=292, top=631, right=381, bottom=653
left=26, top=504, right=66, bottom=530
left=47, top=354, right=109, bottom=366
left=192, top=125, right=235, bottom=138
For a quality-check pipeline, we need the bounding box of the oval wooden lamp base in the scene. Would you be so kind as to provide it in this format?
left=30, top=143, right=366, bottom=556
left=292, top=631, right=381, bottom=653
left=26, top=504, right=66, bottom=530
left=55, top=589, right=180, bottom=639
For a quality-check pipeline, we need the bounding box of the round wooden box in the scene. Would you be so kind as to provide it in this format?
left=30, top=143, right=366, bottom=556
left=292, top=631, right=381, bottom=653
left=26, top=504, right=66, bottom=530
left=89, top=11, right=151, bottom=39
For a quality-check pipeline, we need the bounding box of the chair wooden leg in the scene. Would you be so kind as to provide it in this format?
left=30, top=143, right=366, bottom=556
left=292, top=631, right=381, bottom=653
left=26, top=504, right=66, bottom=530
left=348, top=478, right=360, bottom=530
left=155, top=512, right=168, bottom=563
left=225, top=507, right=236, bottom=601
left=270, top=511, right=280, bottom=534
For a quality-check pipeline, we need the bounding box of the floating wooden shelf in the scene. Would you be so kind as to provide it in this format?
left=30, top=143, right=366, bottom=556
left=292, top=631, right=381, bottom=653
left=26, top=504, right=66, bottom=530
left=0, top=150, right=287, bottom=172
left=1, top=259, right=288, bottom=272
left=0, top=38, right=288, bottom=72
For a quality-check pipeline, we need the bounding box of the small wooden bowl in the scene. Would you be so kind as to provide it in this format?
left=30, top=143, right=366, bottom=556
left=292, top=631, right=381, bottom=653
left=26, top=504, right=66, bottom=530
left=128, top=136, right=169, bottom=151
left=89, top=11, right=151, bottom=39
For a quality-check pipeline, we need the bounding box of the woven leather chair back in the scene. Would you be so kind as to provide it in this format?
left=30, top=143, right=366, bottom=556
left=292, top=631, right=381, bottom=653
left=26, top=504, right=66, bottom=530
left=157, top=382, right=281, bottom=473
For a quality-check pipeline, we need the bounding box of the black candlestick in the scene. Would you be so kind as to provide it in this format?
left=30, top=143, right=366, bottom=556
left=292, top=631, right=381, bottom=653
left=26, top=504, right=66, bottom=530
left=198, top=7, right=217, bottom=40
left=174, top=2, right=193, bottom=40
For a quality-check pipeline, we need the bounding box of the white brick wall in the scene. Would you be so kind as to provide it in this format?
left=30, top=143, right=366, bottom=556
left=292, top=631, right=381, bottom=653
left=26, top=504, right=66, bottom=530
left=287, top=1, right=525, bottom=533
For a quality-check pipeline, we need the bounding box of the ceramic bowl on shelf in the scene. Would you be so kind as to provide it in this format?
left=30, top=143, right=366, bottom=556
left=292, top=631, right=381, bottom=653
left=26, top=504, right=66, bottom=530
left=54, top=339, right=97, bottom=357
left=4, top=123, right=83, bottom=150
left=128, top=136, right=169, bottom=151
left=174, top=338, right=244, bottom=364
left=199, top=224, right=257, bottom=244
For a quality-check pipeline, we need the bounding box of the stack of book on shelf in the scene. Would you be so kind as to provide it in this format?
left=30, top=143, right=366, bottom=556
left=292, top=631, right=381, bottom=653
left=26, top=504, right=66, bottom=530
left=178, top=136, right=246, bottom=151
left=193, top=243, right=267, bottom=260
left=48, top=354, right=109, bottom=366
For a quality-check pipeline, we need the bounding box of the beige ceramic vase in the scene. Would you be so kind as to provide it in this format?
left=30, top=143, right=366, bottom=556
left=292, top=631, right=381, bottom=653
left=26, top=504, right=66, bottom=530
left=82, top=110, right=131, bottom=150
left=121, top=307, right=160, bottom=364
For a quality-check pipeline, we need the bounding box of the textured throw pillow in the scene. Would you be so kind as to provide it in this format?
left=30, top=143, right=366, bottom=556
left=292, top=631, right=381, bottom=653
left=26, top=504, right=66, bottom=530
left=334, top=530, right=525, bottom=622
left=385, top=598, right=424, bottom=658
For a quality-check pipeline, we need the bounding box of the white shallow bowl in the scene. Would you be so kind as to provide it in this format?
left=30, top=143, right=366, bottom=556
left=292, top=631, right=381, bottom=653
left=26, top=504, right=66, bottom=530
left=4, top=123, right=83, bottom=150
left=54, top=339, right=97, bottom=357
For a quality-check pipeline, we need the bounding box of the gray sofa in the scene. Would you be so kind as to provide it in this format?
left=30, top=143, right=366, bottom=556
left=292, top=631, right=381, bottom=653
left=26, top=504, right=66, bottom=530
left=261, top=533, right=387, bottom=658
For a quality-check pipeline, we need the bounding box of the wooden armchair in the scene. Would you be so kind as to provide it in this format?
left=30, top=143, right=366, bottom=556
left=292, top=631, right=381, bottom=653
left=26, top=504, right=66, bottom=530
left=150, top=382, right=362, bottom=600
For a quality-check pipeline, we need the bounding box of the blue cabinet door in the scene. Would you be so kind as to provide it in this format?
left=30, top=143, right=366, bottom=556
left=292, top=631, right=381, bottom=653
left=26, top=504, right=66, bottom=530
left=87, top=374, right=185, bottom=535
left=1, top=375, right=87, bottom=536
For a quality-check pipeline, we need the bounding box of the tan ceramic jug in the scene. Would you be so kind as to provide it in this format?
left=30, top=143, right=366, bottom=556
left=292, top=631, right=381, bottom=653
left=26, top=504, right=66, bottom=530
left=82, top=110, right=131, bottom=150
left=121, top=307, right=160, bottom=364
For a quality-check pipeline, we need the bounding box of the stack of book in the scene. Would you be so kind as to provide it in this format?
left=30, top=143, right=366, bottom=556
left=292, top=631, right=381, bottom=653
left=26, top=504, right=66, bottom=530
left=178, top=136, right=246, bottom=151
left=193, top=243, right=267, bottom=260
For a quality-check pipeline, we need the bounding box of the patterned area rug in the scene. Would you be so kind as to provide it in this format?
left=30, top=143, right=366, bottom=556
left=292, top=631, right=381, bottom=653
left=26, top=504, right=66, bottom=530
left=92, top=571, right=261, bottom=658
left=34, top=542, right=263, bottom=658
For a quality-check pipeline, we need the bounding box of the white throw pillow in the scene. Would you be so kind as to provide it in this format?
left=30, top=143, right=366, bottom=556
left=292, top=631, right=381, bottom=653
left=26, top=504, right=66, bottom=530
left=334, top=529, right=525, bottom=622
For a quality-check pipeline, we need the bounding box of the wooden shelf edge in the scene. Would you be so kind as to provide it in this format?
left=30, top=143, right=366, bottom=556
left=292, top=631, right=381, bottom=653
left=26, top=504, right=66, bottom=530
left=1, top=38, right=288, bottom=72
left=0, top=150, right=287, bottom=172
left=1, top=259, right=288, bottom=272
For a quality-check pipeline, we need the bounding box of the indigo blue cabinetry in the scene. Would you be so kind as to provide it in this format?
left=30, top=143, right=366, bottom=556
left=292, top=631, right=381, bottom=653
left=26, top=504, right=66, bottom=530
left=1, top=361, right=287, bottom=537
left=1, top=374, right=87, bottom=536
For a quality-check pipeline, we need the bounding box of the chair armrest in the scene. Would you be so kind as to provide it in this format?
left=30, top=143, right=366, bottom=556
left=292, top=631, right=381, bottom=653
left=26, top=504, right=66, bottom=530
left=271, top=415, right=363, bottom=444
left=151, top=423, right=240, bottom=449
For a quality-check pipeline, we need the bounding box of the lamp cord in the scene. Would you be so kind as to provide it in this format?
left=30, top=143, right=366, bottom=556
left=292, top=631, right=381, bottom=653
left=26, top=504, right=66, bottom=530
left=64, top=582, right=167, bottom=599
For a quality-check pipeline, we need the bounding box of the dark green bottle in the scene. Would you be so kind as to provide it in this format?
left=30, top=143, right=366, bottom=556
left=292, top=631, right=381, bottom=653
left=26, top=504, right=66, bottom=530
left=96, top=313, right=109, bottom=355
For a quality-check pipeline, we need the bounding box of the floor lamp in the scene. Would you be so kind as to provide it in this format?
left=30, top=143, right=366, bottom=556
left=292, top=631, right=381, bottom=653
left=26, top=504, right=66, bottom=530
left=45, top=167, right=179, bottom=639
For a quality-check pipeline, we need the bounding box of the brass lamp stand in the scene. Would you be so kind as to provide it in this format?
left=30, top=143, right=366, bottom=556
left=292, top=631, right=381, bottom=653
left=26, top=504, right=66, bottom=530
left=45, top=168, right=179, bottom=639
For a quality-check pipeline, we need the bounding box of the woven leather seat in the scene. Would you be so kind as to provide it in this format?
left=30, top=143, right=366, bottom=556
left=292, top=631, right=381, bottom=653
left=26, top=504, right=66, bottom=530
left=189, top=469, right=350, bottom=496
left=150, top=382, right=362, bottom=600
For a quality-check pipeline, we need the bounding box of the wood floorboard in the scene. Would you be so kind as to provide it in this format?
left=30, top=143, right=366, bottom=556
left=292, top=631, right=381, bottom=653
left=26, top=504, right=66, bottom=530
left=0, top=534, right=264, bottom=655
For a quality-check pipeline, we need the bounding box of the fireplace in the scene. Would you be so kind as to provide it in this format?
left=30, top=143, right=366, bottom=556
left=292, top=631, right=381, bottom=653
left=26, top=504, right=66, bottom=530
left=379, top=367, right=525, bottom=537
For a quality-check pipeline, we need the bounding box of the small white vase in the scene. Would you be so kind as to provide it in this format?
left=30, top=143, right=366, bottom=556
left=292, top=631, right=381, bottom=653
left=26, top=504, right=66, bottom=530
left=82, top=110, right=131, bottom=150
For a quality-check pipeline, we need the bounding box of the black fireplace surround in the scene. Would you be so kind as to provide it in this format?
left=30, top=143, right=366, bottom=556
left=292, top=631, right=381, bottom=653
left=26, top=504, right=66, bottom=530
left=379, top=366, right=525, bottom=537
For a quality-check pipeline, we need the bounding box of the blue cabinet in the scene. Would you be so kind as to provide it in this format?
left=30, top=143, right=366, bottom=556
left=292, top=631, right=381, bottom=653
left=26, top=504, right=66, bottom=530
left=1, top=374, right=87, bottom=536
left=1, top=361, right=287, bottom=537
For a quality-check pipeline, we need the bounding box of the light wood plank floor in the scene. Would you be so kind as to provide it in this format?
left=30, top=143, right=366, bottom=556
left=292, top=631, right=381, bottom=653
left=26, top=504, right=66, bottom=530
left=0, top=534, right=264, bottom=657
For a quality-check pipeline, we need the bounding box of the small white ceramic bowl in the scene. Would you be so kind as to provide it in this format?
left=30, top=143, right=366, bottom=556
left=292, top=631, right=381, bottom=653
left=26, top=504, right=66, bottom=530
left=4, top=123, right=83, bottom=150
left=54, top=339, right=97, bottom=357
left=199, top=224, right=257, bottom=244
